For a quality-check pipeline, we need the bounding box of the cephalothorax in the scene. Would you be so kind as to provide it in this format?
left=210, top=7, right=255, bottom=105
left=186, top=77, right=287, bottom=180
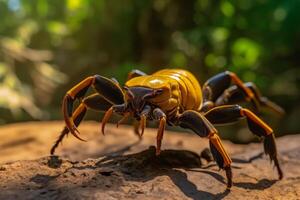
left=51, top=69, right=284, bottom=189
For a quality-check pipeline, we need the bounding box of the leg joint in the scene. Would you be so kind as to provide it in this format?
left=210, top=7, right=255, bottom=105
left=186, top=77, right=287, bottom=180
left=209, top=133, right=232, bottom=167
left=241, top=108, right=273, bottom=135
left=207, top=130, right=217, bottom=139
left=67, top=76, right=95, bottom=98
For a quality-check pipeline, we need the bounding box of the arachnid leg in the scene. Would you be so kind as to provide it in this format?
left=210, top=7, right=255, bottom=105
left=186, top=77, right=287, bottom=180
left=131, top=106, right=152, bottom=139
left=101, top=103, right=128, bottom=135
left=215, top=82, right=285, bottom=115
left=127, top=69, right=147, bottom=81
left=139, top=105, right=152, bottom=137
left=202, top=71, right=258, bottom=111
left=152, top=108, right=167, bottom=156
left=63, top=75, right=124, bottom=140
left=133, top=120, right=142, bottom=139
left=51, top=94, right=112, bottom=155
left=177, top=110, right=233, bottom=189
left=51, top=103, right=87, bottom=155
left=205, top=105, right=283, bottom=179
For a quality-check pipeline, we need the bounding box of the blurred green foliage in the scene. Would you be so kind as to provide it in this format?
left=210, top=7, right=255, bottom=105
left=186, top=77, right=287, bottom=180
left=0, top=0, right=299, bottom=139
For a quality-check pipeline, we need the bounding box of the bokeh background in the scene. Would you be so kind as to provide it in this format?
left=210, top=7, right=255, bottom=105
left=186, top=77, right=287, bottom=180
left=0, top=0, right=299, bottom=143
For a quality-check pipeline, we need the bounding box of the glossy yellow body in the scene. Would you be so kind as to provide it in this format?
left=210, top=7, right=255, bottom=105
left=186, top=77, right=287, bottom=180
left=125, top=69, right=202, bottom=116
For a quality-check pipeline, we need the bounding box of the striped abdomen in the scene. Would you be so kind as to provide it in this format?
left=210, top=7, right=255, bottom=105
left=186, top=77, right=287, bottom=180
left=125, top=69, right=202, bottom=116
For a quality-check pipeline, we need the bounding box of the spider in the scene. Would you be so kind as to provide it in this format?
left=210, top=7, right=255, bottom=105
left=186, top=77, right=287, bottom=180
left=51, top=69, right=284, bottom=189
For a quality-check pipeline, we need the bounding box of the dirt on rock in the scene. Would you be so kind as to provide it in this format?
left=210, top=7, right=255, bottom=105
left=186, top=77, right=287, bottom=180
left=0, top=121, right=299, bottom=200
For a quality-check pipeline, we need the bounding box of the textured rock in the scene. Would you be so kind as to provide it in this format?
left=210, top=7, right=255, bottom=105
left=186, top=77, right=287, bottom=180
left=0, top=121, right=299, bottom=200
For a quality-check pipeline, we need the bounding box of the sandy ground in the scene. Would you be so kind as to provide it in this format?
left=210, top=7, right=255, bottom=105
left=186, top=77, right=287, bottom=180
left=0, top=121, right=299, bottom=200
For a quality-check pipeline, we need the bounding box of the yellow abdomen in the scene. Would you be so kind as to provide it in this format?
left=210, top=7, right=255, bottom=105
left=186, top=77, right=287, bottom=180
left=153, top=69, right=202, bottom=111
left=125, top=69, right=202, bottom=115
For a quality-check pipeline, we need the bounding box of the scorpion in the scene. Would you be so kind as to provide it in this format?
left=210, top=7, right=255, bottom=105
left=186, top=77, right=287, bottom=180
left=51, top=69, right=284, bottom=189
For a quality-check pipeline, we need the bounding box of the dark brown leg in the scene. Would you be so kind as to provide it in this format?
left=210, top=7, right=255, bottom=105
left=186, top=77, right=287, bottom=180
left=205, top=105, right=283, bottom=179
left=177, top=110, right=233, bottom=189
left=152, top=108, right=167, bottom=156
left=138, top=105, right=152, bottom=137
left=51, top=94, right=113, bottom=155
left=201, top=71, right=258, bottom=112
left=63, top=75, right=124, bottom=139
left=215, top=82, right=285, bottom=115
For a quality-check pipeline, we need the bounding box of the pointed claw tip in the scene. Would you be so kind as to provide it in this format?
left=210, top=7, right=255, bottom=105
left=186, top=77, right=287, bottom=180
left=100, top=106, right=114, bottom=136
left=69, top=127, right=86, bottom=142
left=279, top=174, right=283, bottom=180
left=101, top=120, right=107, bottom=135
left=139, top=115, right=146, bottom=137
left=72, top=133, right=86, bottom=142
left=101, top=127, right=105, bottom=135
left=140, top=127, right=145, bottom=137
left=76, top=135, right=86, bottom=142
left=101, top=124, right=106, bottom=135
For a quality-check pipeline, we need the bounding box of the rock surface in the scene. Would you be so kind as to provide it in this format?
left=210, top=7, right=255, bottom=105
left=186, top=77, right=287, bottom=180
left=0, top=121, right=299, bottom=200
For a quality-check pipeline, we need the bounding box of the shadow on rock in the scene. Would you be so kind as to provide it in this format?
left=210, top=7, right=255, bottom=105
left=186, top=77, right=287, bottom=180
left=96, top=146, right=203, bottom=177
left=169, top=169, right=230, bottom=200
left=232, top=152, right=264, bottom=164
left=234, top=179, right=277, bottom=190
left=96, top=146, right=230, bottom=200
left=91, top=140, right=142, bottom=158
left=186, top=169, right=226, bottom=184
left=30, top=174, right=58, bottom=185
left=49, top=145, right=278, bottom=199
